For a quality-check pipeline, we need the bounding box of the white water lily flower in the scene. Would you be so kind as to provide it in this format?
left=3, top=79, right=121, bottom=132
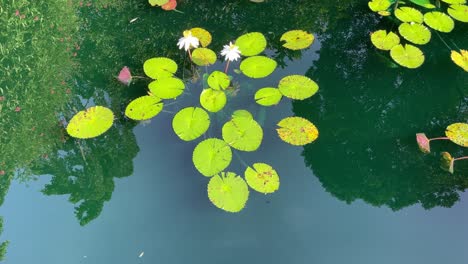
left=177, top=30, right=199, bottom=51
left=221, top=42, right=242, bottom=61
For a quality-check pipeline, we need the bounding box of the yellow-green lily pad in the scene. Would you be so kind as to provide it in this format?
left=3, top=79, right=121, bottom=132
left=235, top=32, right=267, bottom=56
left=276, top=116, right=319, bottom=146
left=390, top=44, right=425, bottom=69
left=245, top=163, right=280, bottom=194
left=193, top=138, right=232, bottom=177
left=125, top=95, right=164, bottom=121
left=424, top=11, right=455, bottom=32
left=207, top=172, right=249, bottom=213
left=450, top=49, right=468, bottom=72
left=280, top=30, right=314, bottom=50
left=200, top=89, right=227, bottom=113
left=368, top=0, right=392, bottom=12
left=395, top=7, right=424, bottom=23
left=278, top=75, right=319, bottom=100
left=222, top=116, right=263, bottom=152
left=448, top=5, right=468, bottom=22
left=192, top=48, right=217, bottom=66
left=172, top=107, right=210, bottom=141
left=445, top=123, right=468, bottom=147
left=148, top=77, right=185, bottom=99
left=207, top=71, right=230, bottom=90
left=240, top=56, right=277, bottom=78
left=189, top=27, right=212, bottom=47
left=255, top=87, right=282, bottom=106
left=370, top=30, right=400, bottom=50
left=66, top=106, right=114, bottom=139
left=398, top=23, right=431, bottom=45
left=143, top=57, right=177, bottom=79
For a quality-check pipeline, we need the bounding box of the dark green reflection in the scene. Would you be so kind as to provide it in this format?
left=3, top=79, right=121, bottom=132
left=294, top=7, right=468, bottom=210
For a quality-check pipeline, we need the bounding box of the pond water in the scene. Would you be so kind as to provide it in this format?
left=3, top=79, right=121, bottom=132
left=0, top=0, right=467, bottom=263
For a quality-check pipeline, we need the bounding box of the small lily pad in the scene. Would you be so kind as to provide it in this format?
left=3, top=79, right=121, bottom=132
left=370, top=30, right=400, bottom=50
left=424, top=11, right=455, bottom=32
left=193, top=138, right=232, bottom=177
left=192, top=48, right=217, bottom=66
left=244, top=163, right=280, bottom=194
left=235, top=32, right=267, bottom=56
left=390, top=44, right=425, bottom=69
left=255, top=87, right=282, bottom=106
left=125, top=95, right=164, bottom=121
left=189, top=27, right=212, bottom=47
left=276, top=117, right=319, bottom=146
left=398, top=23, right=431, bottom=45
left=143, top=57, right=178, bottom=79
left=240, top=56, right=277, bottom=78
left=66, top=106, right=114, bottom=139
left=368, top=0, right=392, bottom=12
left=278, top=75, right=319, bottom=100
left=440, top=152, right=455, bottom=174
left=200, top=89, right=227, bottom=113
left=222, top=116, right=263, bottom=152
left=447, top=5, right=468, bottom=22
left=395, top=7, right=424, bottom=23
left=207, top=71, right=230, bottom=90
left=416, top=133, right=431, bottom=153
left=445, top=123, right=468, bottom=147
left=280, top=30, right=314, bottom=50
left=207, top=172, right=249, bottom=213
left=148, top=77, right=185, bottom=99
left=172, top=107, right=210, bottom=141
left=450, top=50, right=468, bottom=72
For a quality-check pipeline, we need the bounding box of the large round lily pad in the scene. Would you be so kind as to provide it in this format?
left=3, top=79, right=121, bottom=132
left=398, top=23, right=431, bottom=45
left=66, top=106, right=114, bottom=139
left=370, top=30, right=400, bottom=50
left=450, top=49, right=468, bottom=72
left=240, top=56, right=277, bottom=78
left=222, top=116, right=263, bottom=152
left=395, top=7, right=424, bottom=23
left=368, top=0, right=391, bottom=12
left=200, top=89, right=227, bottom=113
left=278, top=75, right=319, bottom=100
left=189, top=27, right=212, bottom=47
left=193, top=138, right=232, bottom=177
left=276, top=116, right=319, bottom=146
left=143, top=57, right=177, bottom=79
left=390, top=44, right=425, bottom=69
left=148, top=77, right=185, bottom=99
left=244, top=163, right=280, bottom=194
left=207, top=71, right=230, bottom=90
left=254, top=87, right=282, bottom=106
left=192, top=48, right=217, bottom=66
left=445, top=123, right=468, bottom=147
left=235, top=32, right=267, bottom=56
left=207, top=172, right=249, bottom=213
left=424, top=11, right=455, bottom=32
left=448, top=5, right=468, bottom=22
left=125, top=95, right=163, bottom=121
left=280, top=30, right=314, bottom=50
left=172, top=107, right=210, bottom=141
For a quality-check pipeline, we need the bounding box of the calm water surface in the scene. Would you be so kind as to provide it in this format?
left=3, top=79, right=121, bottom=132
left=0, top=1, right=467, bottom=263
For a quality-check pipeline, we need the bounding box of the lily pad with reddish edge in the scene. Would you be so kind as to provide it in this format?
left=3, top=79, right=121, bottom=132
left=440, top=152, right=455, bottom=174
left=416, top=133, right=430, bottom=153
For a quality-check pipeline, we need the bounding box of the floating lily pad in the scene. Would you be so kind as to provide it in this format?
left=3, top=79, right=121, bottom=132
left=440, top=152, right=455, bottom=174
left=200, top=89, right=227, bottom=113
left=148, top=77, right=185, bottom=99
left=125, top=96, right=164, bottom=121
left=161, top=0, right=177, bottom=10
left=143, top=57, right=177, bottom=79
left=240, top=56, right=277, bottom=78
left=278, top=75, right=319, bottom=100
left=390, top=44, right=425, bottom=69
left=378, top=10, right=391, bottom=16
left=368, top=0, right=392, bottom=12
left=149, top=0, right=169, bottom=6
left=395, top=7, right=424, bottom=23
left=207, top=172, right=249, bottom=213
left=441, top=0, right=466, bottom=4
left=232, top=110, right=253, bottom=120
left=254, top=87, right=282, bottom=106
left=445, top=123, right=468, bottom=147
left=398, top=23, right=431, bottom=45
left=276, top=117, right=319, bottom=146
left=370, top=30, right=400, bottom=50
left=222, top=116, right=263, bottom=152
left=66, top=106, right=114, bottom=139
left=193, top=138, right=232, bottom=177
left=448, top=5, right=468, bottom=22
left=416, top=133, right=431, bottom=153
left=244, top=163, right=280, bottom=194
left=424, top=11, right=455, bottom=32
left=189, top=27, right=212, bottom=47
left=207, top=71, right=230, bottom=90
left=235, top=32, right=267, bottom=56
left=192, top=48, right=217, bottom=66
left=409, top=0, right=436, bottom=8
left=280, top=30, right=314, bottom=50
left=451, top=50, right=468, bottom=72
left=172, top=107, right=210, bottom=141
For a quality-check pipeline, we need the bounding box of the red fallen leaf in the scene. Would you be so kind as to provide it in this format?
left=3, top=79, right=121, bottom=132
left=15, top=106, right=21, bottom=112
left=161, top=0, right=177, bottom=10
left=118, top=66, right=132, bottom=86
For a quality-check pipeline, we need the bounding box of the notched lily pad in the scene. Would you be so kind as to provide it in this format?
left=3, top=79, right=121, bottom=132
left=189, top=27, right=212, bottom=47
left=172, top=107, right=210, bottom=141
left=149, top=0, right=169, bottom=6
left=200, top=89, right=227, bottom=113
left=192, top=48, right=217, bottom=66
left=207, top=71, right=230, bottom=90
left=368, top=0, right=392, bottom=12
left=448, top=5, right=468, bottom=23
left=207, top=172, right=249, bottom=213
left=395, top=7, right=424, bottom=23
left=280, top=30, right=314, bottom=50
left=398, top=23, right=431, bottom=45
left=278, top=75, right=319, bottom=100
left=193, top=138, right=232, bottom=177
left=445, top=123, right=468, bottom=147
left=235, top=32, right=267, bottom=56
left=125, top=95, right=163, bottom=121
left=240, top=56, right=277, bottom=78
left=222, top=116, right=263, bottom=152
left=66, top=106, right=114, bottom=139
left=255, top=87, right=282, bottom=106
left=451, top=50, right=468, bottom=72
left=390, top=44, right=425, bottom=69
left=148, top=77, right=185, bottom=99
left=143, top=57, right=178, bottom=79
left=370, top=30, right=400, bottom=50
left=232, top=110, right=253, bottom=120
left=424, top=11, right=455, bottom=32
left=245, top=163, right=280, bottom=194
left=276, top=116, right=319, bottom=146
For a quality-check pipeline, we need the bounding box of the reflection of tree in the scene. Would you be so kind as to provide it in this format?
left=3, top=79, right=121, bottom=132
left=0, top=217, right=8, bottom=261
left=293, top=7, right=468, bottom=210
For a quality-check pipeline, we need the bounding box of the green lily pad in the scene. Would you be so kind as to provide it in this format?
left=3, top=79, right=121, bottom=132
left=440, top=152, right=455, bottom=174
left=278, top=75, right=319, bottom=100
left=398, top=23, right=431, bottom=45
left=207, top=172, right=249, bottom=213
left=441, top=0, right=466, bottom=4
left=240, top=56, right=277, bottom=78
left=368, top=0, right=392, bottom=12
left=370, top=30, right=400, bottom=50
left=125, top=95, right=164, bottom=121
left=409, top=0, right=436, bottom=8
left=451, top=49, right=468, bottom=72
left=200, top=89, right=227, bottom=113
left=143, top=57, right=177, bottom=79
left=148, top=77, right=185, bottom=99
left=280, top=30, right=314, bottom=50
left=424, top=11, right=455, bottom=32
left=395, top=7, right=424, bottom=23
left=232, top=110, right=253, bottom=120
left=390, top=44, right=425, bottom=69
left=193, top=138, right=232, bottom=177
left=254, top=87, right=282, bottom=106
left=66, top=106, right=114, bottom=139
left=244, top=163, right=280, bottom=194
left=207, top=71, right=230, bottom=90
left=149, top=0, right=169, bottom=6
left=448, top=5, right=468, bottom=22
left=235, top=32, right=267, bottom=56
left=222, top=116, right=263, bottom=152
left=445, top=123, right=468, bottom=147
left=172, top=107, right=210, bottom=141
left=189, top=27, right=212, bottom=47
left=277, top=117, right=319, bottom=146
left=192, top=48, right=217, bottom=66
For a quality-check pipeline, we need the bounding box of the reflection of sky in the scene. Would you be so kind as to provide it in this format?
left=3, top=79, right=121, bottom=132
left=2, top=44, right=468, bottom=264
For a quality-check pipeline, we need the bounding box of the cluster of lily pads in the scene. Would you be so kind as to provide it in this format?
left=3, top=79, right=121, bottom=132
left=417, top=122, right=467, bottom=173
left=65, top=28, right=319, bottom=212
left=368, top=0, right=467, bottom=71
